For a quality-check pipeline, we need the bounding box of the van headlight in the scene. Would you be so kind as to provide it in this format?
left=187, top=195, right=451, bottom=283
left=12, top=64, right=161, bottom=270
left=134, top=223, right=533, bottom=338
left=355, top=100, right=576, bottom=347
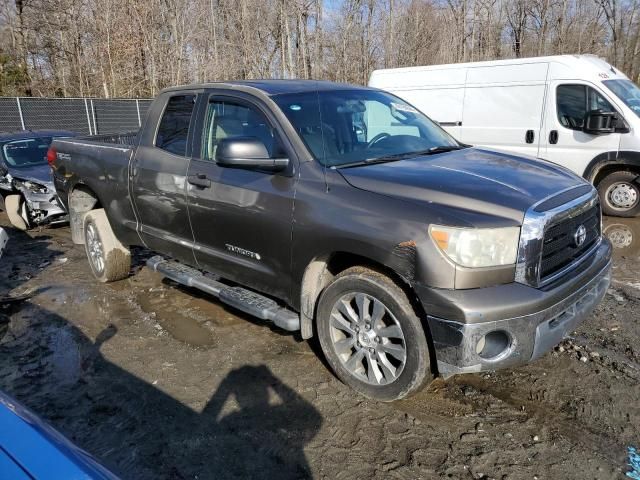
left=429, top=225, right=520, bottom=268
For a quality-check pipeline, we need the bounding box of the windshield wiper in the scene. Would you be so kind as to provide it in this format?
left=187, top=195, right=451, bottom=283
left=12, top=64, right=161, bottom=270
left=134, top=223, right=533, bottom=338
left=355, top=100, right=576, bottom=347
left=334, top=156, right=407, bottom=169
left=335, top=145, right=465, bottom=169
left=425, top=145, right=465, bottom=154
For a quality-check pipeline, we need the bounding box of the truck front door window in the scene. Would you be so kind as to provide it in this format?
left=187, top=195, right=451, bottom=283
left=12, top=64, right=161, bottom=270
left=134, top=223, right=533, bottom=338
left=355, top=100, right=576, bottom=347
left=202, top=101, right=278, bottom=161
left=557, top=84, right=615, bottom=130
left=155, top=95, right=195, bottom=156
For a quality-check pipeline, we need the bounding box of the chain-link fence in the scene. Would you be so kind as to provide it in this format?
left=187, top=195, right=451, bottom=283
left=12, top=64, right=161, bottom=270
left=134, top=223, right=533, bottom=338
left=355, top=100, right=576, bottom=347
left=0, top=97, right=153, bottom=135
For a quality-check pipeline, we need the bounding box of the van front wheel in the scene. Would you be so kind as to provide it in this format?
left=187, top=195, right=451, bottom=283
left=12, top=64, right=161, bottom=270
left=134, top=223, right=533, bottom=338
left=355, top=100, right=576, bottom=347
left=598, top=171, right=640, bottom=217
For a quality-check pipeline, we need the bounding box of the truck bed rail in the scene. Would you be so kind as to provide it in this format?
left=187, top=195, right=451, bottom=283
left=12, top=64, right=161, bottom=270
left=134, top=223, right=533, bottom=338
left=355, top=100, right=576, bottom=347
left=77, top=131, right=139, bottom=146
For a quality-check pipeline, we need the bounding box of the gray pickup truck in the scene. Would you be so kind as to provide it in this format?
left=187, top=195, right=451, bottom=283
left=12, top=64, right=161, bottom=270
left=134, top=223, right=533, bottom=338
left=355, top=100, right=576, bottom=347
left=51, top=80, right=612, bottom=401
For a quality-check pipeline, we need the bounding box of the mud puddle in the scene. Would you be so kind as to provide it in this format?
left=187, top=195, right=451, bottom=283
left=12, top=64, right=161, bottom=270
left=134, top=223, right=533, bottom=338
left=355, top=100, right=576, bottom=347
left=604, top=216, right=640, bottom=289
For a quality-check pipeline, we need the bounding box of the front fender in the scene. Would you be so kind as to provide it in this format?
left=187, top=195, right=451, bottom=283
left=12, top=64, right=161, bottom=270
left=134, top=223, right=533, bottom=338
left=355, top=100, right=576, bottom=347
left=584, top=151, right=640, bottom=182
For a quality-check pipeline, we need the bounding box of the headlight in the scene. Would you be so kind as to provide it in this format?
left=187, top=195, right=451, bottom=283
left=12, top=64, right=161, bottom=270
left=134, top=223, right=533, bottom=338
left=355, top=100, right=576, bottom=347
left=429, top=225, right=520, bottom=268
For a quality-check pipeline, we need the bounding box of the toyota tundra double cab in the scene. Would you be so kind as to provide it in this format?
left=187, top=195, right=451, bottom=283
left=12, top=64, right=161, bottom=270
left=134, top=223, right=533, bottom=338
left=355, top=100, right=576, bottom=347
left=50, top=80, right=612, bottom=401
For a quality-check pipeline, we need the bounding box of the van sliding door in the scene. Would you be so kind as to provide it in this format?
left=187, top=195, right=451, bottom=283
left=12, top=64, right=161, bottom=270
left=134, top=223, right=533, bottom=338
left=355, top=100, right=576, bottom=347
left=459, top=63, right=549, bottom=157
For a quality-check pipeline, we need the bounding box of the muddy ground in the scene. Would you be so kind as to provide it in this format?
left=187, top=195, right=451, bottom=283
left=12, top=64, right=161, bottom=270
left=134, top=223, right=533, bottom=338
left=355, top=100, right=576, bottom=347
left=0, top=211, right=638, bottom=480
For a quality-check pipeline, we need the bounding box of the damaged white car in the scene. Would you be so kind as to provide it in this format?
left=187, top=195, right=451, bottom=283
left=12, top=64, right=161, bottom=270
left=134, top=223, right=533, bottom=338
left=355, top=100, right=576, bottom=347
left=0, top=130, right=76, bottom=230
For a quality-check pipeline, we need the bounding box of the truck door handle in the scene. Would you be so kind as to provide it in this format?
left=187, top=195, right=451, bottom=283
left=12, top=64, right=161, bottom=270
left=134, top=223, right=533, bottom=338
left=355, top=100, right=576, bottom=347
left=549, top=130, right=559, bottom=144
left=187, top=173, right=211, bottom=188
left=525, top=130, right=535, bottom=144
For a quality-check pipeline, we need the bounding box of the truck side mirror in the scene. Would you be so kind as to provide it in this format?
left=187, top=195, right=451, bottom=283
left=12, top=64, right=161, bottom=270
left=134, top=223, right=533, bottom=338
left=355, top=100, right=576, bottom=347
left=215, top=136, right=289, bottom=172
left=583, top=111, right=618, bottom=135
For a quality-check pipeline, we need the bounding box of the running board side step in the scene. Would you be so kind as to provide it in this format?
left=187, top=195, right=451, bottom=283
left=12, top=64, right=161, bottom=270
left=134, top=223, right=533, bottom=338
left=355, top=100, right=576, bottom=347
left=147, top=256, right=300, bottom=332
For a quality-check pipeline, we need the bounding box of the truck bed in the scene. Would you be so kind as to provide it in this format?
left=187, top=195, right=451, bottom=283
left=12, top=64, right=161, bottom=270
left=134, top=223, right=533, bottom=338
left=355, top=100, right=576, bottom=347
left=51, top=132, right=139, bottom=244
left=76, top=131, right=139, bottom=146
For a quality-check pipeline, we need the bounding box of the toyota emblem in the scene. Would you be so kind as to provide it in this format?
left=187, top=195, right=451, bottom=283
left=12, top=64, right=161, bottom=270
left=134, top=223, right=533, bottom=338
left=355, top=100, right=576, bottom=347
left=574, top=224, right=587, bottom=247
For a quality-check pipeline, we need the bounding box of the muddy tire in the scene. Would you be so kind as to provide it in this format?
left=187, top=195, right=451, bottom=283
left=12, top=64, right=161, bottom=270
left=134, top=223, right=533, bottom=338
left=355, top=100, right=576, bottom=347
left=597, top=171, right=640, bottom=217
left=83, top=209, right=130, bottom=283
left=317, top=266, right=432, bottom=402
left=5, top=195, right=29, bottom=231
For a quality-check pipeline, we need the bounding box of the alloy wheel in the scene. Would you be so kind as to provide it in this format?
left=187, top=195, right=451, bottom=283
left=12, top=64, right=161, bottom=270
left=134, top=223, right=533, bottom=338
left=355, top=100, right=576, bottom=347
left=328, top=292, right=407, bottom=385
left=86, top=223, right=105, bottom=274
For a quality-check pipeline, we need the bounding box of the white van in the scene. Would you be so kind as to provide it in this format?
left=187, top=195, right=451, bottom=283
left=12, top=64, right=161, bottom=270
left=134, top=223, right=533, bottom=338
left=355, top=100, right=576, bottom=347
left=369, top=55, right=640, bottom=217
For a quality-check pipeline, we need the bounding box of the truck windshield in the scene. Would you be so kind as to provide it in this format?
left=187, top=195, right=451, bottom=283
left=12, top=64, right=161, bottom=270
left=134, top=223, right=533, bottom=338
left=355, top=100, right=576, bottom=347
left=1, top=137, right=54, bottom=169
left=273, top=89, right=459, bottom=167
left=603, top=79, right=640, bottom=117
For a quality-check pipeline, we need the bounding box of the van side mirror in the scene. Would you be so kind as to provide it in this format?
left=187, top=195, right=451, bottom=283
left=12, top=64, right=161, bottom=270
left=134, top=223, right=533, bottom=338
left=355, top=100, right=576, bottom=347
left=215, top=137, right=289, bottom=172
left=583, top=111, right=619, bottom=135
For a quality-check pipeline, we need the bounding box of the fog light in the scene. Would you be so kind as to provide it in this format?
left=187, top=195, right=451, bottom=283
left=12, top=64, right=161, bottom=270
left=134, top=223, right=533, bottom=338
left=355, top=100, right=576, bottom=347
left=476, top=330, right=511, bottom=359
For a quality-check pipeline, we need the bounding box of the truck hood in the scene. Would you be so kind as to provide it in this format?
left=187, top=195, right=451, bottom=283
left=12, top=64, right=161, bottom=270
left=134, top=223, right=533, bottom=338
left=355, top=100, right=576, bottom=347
left=7, top=164, right=54, bottom=187
left=337, top=147, right=585, bottom=223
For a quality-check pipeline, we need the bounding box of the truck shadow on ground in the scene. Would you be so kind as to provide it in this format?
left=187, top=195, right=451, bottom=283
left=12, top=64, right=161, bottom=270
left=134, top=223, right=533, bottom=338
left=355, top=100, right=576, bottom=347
left=0, top=309, right=323, bottom=480
left=0, top=226, right=323, bottom=480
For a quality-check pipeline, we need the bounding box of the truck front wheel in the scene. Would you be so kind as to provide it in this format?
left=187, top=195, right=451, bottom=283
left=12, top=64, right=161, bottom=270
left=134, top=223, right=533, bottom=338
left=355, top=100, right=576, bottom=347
left=316, top=266, right=433, bottom=401
left=597, top=171, right=640, bottom=217
left=83, top=209, right=131, bottom=283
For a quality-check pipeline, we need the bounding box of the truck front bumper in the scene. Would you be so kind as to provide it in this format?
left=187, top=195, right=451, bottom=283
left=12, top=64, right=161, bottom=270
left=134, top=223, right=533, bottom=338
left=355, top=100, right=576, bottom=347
left=416, top=240, right=612, bottom=376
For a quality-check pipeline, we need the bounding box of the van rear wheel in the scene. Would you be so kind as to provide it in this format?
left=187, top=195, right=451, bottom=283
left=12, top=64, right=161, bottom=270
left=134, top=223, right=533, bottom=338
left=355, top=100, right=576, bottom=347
left=316, top=266, right=432, bottom=402
left=598, top=171, right=640, bottom=217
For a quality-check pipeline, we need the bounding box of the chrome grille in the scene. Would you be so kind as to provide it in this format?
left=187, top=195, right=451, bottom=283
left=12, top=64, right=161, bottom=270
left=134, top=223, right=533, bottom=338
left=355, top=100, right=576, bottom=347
left=515, top=186, right=601, bottom=288
left=540, top=203, right=600, bottom=280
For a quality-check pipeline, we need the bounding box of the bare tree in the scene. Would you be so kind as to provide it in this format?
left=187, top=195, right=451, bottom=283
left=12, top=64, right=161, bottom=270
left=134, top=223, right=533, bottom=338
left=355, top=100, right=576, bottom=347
left=1, top=0, right=639, bottom=96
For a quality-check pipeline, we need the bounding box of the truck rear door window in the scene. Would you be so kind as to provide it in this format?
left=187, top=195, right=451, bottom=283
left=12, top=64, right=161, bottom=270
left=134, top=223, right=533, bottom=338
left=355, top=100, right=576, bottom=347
left=155, top=95, right=196, bottom=156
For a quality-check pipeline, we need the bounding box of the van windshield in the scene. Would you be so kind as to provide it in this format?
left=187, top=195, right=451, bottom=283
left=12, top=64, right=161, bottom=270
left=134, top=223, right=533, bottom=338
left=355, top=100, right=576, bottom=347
left=603, top=79, right=640, bottom=117
left=273, top=89, right=460, bottom=167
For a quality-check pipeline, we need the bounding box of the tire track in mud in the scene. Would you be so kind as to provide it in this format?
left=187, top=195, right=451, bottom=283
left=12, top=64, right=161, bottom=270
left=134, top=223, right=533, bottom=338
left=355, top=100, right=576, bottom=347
left=449, top=374, right=628, bottom=466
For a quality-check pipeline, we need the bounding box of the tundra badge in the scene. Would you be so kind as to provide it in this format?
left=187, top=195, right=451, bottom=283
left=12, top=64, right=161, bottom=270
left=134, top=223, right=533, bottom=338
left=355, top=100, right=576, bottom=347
left=225, top=244, right=261, bottom=261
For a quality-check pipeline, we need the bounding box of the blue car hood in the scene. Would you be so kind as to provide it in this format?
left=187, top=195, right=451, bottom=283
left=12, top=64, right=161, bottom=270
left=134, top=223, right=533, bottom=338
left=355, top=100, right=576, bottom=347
left=0, top=391, right=119, bottom=479
left=7, top=164, right=54, bottom=186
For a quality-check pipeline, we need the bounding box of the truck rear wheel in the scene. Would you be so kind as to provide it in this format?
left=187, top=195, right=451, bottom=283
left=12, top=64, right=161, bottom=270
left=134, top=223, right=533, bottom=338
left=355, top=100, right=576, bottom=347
left=83, top=209, right=131, bottom=283
left=597, top=171, right=640, bottom=217
left=5, top=195, right=30, bottom=231
left=316, top=266, right=432, bottom=402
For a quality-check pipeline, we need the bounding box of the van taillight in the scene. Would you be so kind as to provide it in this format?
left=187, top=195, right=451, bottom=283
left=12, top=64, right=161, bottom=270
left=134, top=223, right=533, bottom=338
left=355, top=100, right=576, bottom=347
left=46, top=147, right=56, bottom=166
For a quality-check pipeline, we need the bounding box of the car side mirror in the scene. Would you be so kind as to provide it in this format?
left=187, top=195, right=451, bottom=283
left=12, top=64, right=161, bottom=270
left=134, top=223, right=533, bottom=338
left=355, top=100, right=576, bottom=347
left=215, top=137, right=289, bottom=172
left=583, top=111, right=619, bottom=135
